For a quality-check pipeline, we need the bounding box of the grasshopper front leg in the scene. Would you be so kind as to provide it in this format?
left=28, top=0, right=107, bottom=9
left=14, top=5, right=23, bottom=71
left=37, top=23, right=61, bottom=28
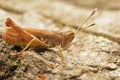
left=5, top=18, right=48, bottom=53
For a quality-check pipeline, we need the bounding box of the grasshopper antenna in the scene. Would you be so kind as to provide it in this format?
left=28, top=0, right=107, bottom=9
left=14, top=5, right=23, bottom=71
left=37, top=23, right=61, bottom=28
left=79, top=23, right=95, bottom=32
left=76, top=8, right=97, bottom=33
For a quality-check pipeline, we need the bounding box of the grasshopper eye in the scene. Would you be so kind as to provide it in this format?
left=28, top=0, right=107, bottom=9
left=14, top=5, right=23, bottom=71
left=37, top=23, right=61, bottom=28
left=64, top=31, right=74, bottom=41
left=66, top=31, right=75, bottom=40
left=62, top=31, right=75, bottom=48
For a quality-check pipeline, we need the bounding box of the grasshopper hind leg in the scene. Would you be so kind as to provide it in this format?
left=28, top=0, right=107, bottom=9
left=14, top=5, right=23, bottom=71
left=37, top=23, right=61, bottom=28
left=19, top=37, right=48, bottom=55
left=5, top=18, right=48, bottom=54
left=19, top=38, right=35, bottom=54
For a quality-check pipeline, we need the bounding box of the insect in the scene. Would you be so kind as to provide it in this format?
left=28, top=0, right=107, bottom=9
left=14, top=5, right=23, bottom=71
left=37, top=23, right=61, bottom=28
left=2, top=8, right=97, bottom=53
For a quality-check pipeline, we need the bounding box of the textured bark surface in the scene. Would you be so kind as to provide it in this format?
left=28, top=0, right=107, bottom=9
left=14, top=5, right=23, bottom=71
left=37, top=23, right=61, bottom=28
left=0, top=0, right=120, bottom=80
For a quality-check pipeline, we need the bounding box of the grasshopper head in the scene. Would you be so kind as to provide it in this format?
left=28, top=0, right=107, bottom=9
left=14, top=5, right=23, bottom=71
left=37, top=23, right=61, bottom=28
left=62, top=31, right=75, bottom=48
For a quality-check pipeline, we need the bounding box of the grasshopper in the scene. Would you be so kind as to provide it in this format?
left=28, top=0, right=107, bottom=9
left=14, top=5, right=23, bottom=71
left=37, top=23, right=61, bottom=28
left=2, top=8, right=97, bottom=53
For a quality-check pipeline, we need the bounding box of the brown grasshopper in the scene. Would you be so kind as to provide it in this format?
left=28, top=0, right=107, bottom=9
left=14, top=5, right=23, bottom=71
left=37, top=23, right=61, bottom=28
left=2, top=8, right=97, bottom=53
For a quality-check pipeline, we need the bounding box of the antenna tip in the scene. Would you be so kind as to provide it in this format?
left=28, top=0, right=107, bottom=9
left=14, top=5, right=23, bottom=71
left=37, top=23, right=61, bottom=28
left=90, top=8, right=97, bottom=17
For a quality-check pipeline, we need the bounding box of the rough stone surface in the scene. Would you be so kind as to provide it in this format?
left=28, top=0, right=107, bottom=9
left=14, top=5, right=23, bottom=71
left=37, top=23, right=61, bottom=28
left=0, top=0, right=120, bottom=80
